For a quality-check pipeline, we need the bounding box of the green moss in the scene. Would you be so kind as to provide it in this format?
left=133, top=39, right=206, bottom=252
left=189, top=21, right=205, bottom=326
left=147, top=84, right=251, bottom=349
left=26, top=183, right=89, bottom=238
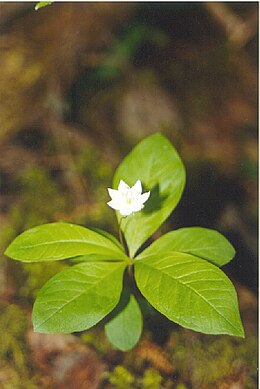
left=167, top=332, right=258, bottom=388
left=104, top=366, right=164, bottom=389
left=139, top=368, right=162, bottom=389
left=18, top=261, right=67, bottom=301
left=107, top=366, right=135, bottom=389
left=13, top=166, right=69, bottom=229
left=81, top=327, right=112, bottom=355
left=0, top=304, right=38, bottom=388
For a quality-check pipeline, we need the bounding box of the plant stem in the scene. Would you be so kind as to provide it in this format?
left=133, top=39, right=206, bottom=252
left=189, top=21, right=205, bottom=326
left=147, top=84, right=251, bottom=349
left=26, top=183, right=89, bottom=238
left=127, top=263, right=134, bottom=281
left=118, top=218, right=124, bottom=248
left=118, top=217, right=128, bottom=255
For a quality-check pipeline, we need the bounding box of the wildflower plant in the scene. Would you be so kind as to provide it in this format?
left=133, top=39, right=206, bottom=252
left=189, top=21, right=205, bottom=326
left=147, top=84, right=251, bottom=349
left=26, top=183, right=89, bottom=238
left=5, top=133, right=244, bottom=351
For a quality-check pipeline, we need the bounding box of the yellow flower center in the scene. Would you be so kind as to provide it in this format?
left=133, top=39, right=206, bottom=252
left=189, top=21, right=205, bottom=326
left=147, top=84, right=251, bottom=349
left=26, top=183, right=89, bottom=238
left=126, top=197, right=132, bottom=204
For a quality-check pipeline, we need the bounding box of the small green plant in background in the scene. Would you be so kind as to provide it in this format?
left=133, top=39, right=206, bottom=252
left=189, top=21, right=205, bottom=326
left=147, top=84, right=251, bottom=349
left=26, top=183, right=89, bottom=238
left=4, top=133, right=244, bottom=351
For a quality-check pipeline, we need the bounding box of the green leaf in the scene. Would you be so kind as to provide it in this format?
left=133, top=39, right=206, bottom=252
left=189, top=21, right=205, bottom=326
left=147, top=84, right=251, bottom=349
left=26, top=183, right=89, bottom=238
left=105, top=291, right=143, bottom=351
left=67, top=227, right=124, bottom=262
left=134, top=252, right=244, bottom=337
left=32, top=261, right=126, bottom=333
left=139, top=227, right=235, bottom=266
left=113, top=133, right=186, bottom=257
left=35, top=1, right=53, bottom=11
left=89, top=227, right=123, bottom=250
left=4, top=222, right=126, bottom=262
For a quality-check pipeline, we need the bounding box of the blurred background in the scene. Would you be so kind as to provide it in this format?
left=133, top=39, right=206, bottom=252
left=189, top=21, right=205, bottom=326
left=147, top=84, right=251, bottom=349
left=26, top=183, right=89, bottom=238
left=0, top=2, right=258, bottom=388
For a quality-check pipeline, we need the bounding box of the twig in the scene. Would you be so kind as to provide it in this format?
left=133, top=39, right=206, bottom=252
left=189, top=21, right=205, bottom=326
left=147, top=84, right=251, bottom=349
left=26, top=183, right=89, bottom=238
left=205, top=3, right=258, bottom=49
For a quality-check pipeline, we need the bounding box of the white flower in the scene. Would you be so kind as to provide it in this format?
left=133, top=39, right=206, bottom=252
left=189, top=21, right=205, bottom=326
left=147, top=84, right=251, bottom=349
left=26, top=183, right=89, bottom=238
left=107, top=180, right=150, bottom=217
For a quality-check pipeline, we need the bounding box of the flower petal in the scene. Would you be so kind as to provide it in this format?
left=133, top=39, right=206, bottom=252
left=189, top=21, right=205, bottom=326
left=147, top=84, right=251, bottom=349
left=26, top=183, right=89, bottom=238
left=131, top=202, right=144, bottom=212
left=118, top=204, right=134, bottom=216
left=108, top=188, right=121, bottom=201
left=131, top=180, right=142, bottom=197
left=118, top=180, right=129, bottom=193
left=107, top=199, right=122, bottom=211
left=140, top=191, right=150, bottom=204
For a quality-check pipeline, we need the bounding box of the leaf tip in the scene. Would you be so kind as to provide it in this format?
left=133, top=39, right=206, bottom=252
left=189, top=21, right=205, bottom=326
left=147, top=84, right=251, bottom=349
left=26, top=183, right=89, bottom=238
left=229, top=319, right=245, bottom=338
left=32, top=315, right=49, bottom=334
left=4, top=244, right=12, bottom=258
left=32, top=320, right=42, bottom=333
left=237, top=325, right=245, bottom=339
left=33, top=324, right=40, bottom=332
